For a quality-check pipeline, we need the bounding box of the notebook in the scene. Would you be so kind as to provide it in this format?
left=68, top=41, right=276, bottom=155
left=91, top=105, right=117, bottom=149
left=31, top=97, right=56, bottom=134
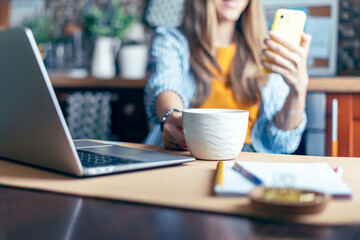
left=213, top=161, right=352, bottom=198
left=0, top=28, right=195, bottom=177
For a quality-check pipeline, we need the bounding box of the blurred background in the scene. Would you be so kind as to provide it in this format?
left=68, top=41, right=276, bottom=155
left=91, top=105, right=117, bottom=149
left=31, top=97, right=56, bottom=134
left=0, top=0, right=358, bottom=75
left=0, top=0, right=359, bottom=157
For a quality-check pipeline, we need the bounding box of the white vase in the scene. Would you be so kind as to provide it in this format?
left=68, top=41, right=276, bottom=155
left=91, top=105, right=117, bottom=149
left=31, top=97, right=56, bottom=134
left=91, top=37, right=121, bottom=79
left=119, top=44, right=148, bottom=79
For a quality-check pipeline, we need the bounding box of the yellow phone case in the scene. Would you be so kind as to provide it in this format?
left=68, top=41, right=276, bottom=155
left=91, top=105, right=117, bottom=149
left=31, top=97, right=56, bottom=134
left=264, top=9, right=307, bottom=73
left=271, top=9, right=307, bottom=46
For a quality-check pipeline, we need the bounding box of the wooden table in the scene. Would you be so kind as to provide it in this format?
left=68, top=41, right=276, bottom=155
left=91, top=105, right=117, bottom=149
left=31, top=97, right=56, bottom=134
left=0, top=185, right=359, bottom=239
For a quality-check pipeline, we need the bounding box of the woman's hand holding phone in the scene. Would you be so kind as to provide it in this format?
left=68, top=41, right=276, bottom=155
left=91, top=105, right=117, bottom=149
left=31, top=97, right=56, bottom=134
left=261, top=9, right=312, bottom=130
left=261, top=9, right=312, bottom=95
left=262, top=31, right=312, bottom=95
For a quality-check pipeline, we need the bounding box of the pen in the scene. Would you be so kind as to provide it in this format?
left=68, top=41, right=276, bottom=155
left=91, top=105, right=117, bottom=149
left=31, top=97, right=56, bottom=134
left=233, top=161, right=263, bottom=185
left=214, top=161, right=225, bottom=186
left=213, top=161, right=225, bottom=191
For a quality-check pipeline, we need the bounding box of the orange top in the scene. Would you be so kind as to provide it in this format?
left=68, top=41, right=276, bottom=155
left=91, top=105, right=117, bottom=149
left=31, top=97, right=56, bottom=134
left=199, top=44, right=260, bottom=144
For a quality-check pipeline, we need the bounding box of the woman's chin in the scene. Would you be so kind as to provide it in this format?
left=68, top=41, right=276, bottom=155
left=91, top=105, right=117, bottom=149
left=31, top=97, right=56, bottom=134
left=218, top=11, right=243, bottom=23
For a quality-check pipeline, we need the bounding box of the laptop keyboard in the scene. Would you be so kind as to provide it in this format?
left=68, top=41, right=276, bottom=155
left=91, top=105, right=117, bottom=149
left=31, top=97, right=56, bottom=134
left=77, top=149, right=143, bottom=168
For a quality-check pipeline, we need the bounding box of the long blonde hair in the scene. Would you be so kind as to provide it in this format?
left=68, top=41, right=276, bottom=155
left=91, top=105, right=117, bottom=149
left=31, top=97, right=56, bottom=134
left=184, top=0, right=269, bottom=106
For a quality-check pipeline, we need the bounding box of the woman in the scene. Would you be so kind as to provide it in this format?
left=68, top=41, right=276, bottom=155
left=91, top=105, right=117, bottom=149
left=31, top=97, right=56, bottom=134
left=144, top=0, right=311, bottom=153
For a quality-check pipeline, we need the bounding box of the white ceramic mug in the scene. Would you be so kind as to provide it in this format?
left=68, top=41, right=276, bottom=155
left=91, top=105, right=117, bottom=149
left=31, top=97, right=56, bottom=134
left=182, top=108, right=249, bottom=160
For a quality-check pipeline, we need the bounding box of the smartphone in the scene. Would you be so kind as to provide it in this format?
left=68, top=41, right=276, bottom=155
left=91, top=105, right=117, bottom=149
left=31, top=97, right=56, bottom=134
left=271, top=9, right=307, bottom=46
left=264, top=9, right=307, bottom=73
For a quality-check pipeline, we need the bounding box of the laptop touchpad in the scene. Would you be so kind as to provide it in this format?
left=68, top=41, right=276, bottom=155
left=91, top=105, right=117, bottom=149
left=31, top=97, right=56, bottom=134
left=83, top=145, right=185, bottom=162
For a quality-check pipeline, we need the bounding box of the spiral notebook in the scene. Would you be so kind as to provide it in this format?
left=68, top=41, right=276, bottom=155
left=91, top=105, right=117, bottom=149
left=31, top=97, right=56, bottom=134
left=213, top=161, right=352, bottom=198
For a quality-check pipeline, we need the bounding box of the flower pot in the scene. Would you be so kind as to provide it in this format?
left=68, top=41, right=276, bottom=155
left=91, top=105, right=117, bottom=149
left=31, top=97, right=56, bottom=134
left=91, top=37, right=121, bottom=79
left=119, top=44, right=148, bottom=80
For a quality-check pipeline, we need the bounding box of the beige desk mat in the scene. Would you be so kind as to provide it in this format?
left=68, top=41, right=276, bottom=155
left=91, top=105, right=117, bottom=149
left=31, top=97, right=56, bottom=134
left=0, top=143, right=359, bottom=226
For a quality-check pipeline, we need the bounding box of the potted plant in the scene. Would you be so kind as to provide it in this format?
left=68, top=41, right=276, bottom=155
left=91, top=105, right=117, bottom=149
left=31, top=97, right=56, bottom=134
left=82, top=1, right=136, bottom=79
left=118, top=22, right=148, bottom=80
left=21, top=16, right=54, bottom=59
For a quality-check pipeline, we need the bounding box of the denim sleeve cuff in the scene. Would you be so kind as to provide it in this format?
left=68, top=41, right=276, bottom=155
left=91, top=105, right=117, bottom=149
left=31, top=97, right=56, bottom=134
left=145, top=83, right=190, bottom=124
left=252, top=111, right=307, bottom=154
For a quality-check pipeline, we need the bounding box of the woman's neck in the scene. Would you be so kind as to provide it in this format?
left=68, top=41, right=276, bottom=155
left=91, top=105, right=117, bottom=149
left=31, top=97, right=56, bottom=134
left=215, top=21, right=236, bottom=47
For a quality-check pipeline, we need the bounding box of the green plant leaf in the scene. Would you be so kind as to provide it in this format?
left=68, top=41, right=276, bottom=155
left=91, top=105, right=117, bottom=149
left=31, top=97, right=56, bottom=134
left=82, top=1, right=138, bottom=39
left=21, top=16, right=54, bottom=43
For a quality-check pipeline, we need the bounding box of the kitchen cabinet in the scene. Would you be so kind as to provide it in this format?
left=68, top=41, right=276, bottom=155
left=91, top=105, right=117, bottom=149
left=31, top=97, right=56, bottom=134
left=309, top=77, right=360, bottom=157
left=326, top=93, right=360, bottom=157
left=52, top=75, right=148, bottom=143
left=304, top=92, right=326, bottom=156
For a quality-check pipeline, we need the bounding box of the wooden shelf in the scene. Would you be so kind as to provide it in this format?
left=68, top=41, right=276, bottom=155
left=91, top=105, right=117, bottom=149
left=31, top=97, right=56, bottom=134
left=308, top=76, right=360, bottom=93
left=50, top=75, right=147, bottom=89
left=50, top=75, right=360, bottom=93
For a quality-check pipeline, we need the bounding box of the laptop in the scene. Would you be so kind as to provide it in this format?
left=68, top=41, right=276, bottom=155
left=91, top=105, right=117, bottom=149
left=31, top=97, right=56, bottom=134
left=0, top=28, right=195, bottom=177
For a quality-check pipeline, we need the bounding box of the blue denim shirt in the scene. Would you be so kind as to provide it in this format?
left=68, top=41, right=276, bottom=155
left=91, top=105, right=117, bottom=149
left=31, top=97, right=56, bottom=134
left=144, top=27, right=306, bottom=154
